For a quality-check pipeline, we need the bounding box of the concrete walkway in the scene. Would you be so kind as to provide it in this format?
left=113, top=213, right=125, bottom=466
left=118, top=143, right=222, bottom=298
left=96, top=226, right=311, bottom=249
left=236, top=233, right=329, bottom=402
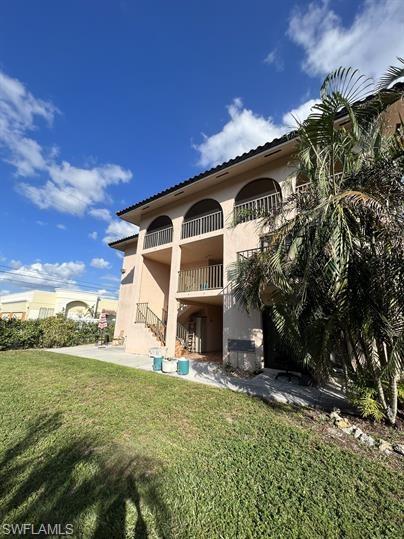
left=48, top=344, right=349, bottom=411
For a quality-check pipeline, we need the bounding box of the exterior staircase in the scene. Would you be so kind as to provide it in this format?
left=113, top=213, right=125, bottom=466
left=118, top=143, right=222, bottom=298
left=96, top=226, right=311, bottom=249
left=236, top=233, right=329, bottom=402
left=128, top=302, right=193, bottom=355
left=135, top=303, right=166, bottom=344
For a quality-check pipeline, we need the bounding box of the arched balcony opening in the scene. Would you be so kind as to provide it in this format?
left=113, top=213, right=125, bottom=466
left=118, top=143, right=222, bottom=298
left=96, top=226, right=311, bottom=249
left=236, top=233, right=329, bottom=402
left=181, top=199, right=223, bottom=239
left=144, top=215, right=173, bottom=249
left=234, top=178, right=282, bottom=224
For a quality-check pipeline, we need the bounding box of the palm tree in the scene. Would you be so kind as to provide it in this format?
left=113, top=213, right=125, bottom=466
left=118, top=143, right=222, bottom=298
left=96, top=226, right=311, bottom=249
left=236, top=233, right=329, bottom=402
left=232, top=63, right=404, bottom=424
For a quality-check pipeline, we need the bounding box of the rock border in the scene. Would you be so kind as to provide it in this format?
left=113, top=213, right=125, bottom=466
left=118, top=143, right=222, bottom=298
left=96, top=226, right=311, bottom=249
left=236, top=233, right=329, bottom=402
left=329, top=410, right=403, bottom=457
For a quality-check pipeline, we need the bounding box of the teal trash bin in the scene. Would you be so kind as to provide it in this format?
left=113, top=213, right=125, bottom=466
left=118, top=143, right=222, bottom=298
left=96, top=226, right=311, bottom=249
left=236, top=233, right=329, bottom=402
left=152, top=355, right=163, bottom=371
left=177, top=358, right=190, bottom=375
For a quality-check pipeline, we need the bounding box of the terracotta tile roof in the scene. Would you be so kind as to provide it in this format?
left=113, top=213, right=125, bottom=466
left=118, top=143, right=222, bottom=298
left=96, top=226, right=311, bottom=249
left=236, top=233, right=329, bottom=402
left=108, top=233, right=139, bottom=248
left=116, top=83, right=404, bottom=217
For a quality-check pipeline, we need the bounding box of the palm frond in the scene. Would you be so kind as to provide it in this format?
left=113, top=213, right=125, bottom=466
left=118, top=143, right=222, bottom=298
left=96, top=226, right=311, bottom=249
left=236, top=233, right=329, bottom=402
left=378, top=57, right=404, bottom=90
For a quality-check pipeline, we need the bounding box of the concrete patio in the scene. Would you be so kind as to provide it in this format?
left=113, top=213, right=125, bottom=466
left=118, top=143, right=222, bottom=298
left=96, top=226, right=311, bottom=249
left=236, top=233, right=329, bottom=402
left=49, top=344, right=349, bottom=411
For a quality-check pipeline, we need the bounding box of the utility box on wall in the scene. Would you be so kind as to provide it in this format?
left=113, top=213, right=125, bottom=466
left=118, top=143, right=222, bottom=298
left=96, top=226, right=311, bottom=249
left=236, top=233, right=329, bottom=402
left=227, top=339, right=259, bottom=371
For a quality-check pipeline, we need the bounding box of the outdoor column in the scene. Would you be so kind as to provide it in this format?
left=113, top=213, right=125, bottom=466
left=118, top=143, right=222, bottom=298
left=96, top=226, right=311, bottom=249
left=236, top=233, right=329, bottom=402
left=165, top=216, right=181, bottom=356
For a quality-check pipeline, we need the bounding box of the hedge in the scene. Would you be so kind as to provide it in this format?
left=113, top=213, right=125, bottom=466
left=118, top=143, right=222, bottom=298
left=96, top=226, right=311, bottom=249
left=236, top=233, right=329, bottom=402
left=0, top=316, right=115, bottom=351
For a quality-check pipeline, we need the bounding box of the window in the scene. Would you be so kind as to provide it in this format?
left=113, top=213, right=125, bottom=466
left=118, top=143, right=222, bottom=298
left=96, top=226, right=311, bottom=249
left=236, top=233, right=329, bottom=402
left=38, top=308, right=54, bottom=319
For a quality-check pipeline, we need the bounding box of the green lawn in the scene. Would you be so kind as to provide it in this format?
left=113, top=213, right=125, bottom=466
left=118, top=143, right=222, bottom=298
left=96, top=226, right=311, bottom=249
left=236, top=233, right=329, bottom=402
left=0, top=351, right=402, bottom=538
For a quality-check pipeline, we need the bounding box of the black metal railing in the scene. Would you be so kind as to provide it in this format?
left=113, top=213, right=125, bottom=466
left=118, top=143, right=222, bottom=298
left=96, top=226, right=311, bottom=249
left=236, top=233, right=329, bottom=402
left=136, top=303, right=166, bottom=344
left=136, top=303, right=193, bottom=349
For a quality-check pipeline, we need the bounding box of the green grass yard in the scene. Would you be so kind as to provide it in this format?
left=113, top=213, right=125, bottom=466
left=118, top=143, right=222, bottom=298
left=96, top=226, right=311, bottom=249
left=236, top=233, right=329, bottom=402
left=0, top=350, right=402, bottom=538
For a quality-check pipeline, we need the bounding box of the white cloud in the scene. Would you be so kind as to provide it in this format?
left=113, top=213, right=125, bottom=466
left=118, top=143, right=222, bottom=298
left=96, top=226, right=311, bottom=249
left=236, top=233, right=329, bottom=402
left=101, top=274, right=120, bottom=283
left=282, top=99, right=320, bottom=128
left=56, top=223, right=66, bottom=230
left=0, top=69, right=133, bottom=215
left=18, top=162, right=131, bottom=216
left=263, top=49, right=284, bottom=71
left=88, top=208, right=112, bottom=221
left=194, top=98, right=286, bottom=168
left=0, top=289, right=10, bottom=296
left=96, top=288, right=117, bottom=298
left=0, top=71, right=57, bottom=177
left=36, top=220, right=47, bottom=226
left=88, top=231, right=98, bottom=240
left=96, top=288, right=109, bottom=296
left=115, top=251, right=124, bottom=260
left=10, top=259, right=22, bottom=269
left=90, top=257, right=111, bottom=269
left=288, top=0, right=404, bottom=79
left=0, top=260, right=85, bottom=290
left=264, top=50, right=277, bottom=65
left=103, top=219, right=139, bottom=244
left=194, top=97, right=318, bottom=168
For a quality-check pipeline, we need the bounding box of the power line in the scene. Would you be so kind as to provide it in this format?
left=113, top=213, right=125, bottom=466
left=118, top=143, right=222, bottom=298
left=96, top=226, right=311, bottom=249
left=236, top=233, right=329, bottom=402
left=0, top=266, right=119, bottom=294
left=0, top=278, right=118, bottom=298
left=0, top=263, right=120, bottom=291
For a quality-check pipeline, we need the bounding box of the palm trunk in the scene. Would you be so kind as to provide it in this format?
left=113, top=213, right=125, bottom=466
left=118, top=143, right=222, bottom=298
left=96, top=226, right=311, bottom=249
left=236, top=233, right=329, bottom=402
left=343, top=330, right=358, bottom=372
left=387, top=371, right=399, bottom=426
left=376, top=377, right=388, bottom=411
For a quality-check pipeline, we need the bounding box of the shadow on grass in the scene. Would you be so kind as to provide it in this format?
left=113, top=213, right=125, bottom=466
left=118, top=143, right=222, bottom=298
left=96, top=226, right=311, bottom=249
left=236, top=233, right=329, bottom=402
left=0, top=413, right=170, bottom=538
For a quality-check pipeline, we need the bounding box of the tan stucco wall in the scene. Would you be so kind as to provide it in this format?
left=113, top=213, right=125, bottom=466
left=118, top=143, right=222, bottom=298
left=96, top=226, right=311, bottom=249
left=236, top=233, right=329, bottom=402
left=113, top=151, right=296, bottom=367
left=139, top=257, right=170, bottom=318
left=114, top=243, right=137, bottom=338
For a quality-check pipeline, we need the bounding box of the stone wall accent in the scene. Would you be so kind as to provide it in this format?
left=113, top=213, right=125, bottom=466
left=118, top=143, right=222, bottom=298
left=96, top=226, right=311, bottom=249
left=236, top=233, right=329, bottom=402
left=329, top=410, right=403, bottom=457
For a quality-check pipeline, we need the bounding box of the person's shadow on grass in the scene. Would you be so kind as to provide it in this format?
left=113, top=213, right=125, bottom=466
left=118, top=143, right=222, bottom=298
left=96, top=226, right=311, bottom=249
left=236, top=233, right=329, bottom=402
left=0, top=413, right=170, bottom=538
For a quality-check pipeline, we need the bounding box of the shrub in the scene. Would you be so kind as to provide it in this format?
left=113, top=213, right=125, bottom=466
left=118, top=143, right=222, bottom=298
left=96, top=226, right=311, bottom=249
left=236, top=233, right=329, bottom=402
left=0, top=319, right=43, bottom=350
left=348, top=384, right=384, bottom=422
left=0, top=316, right=115, bottom=350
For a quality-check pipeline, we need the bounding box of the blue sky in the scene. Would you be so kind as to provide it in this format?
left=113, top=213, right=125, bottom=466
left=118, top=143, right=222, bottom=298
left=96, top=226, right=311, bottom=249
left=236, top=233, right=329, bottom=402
left=0, top=0, right=403, bottom=297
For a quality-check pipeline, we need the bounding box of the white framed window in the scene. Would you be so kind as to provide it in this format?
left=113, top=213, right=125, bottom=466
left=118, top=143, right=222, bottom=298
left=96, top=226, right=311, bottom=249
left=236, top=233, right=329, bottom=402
left=38, top=308, right=54, bottom=319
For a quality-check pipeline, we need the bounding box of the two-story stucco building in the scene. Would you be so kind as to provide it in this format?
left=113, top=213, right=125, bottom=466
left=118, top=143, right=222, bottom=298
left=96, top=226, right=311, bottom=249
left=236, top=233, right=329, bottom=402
left=109, top=129, right=306, bottom=371
left=109, top=96, right=404, bottom=371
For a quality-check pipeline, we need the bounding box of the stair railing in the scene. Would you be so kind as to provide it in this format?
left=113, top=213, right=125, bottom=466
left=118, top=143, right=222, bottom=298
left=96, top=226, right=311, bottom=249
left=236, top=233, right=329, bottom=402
left=176, top=321, right=190, bottom=349
left=136, top=303, right=196, bottom=350
left=136, top=303, right=166, bottom=345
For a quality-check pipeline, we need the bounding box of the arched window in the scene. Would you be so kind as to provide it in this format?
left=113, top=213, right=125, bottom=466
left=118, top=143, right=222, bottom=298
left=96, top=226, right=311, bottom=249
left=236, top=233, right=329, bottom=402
left=144, top=215, right=173, bottom=249
left=182, top=199, right=223, bottom=239
left=147, top=215, right=173, bottom=233
left=234, top=178, right=281, bottom=224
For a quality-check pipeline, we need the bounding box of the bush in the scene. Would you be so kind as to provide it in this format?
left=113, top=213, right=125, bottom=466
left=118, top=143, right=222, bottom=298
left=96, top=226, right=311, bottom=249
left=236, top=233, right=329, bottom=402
left=348, top=383, right=385, bottom=422
left=0, top=316, right=115, bottom=351
left=0, top=319, right=43, bottom=350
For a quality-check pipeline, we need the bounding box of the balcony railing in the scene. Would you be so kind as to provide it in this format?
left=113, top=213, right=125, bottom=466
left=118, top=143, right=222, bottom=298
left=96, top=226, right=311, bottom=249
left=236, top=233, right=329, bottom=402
left=178, top=264, right=223, bottom=292
left=181, top=211, right=223, bottom=239
left=295, top=182, right=310, bottom=193
left=233, top=192, right=281, bottom=224
left=143, top=226, right=173, bottom=250
left=237, top=247, right=263, bottom=261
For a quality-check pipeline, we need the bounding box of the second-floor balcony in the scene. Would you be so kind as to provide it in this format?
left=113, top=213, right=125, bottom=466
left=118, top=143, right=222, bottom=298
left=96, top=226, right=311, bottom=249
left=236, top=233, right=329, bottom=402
left=143, top=215, right=173, bottom=250
left=233, top=178, right=282, bottom=225
left=181, top=199, right=223, bottom=240
left=178, top=264, right=223, bottom=292
left=234, top=192, right=281, bottom=224
left=181, top=210, right=223, bottom=239
left=144, top=226, right=173, bottom=249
